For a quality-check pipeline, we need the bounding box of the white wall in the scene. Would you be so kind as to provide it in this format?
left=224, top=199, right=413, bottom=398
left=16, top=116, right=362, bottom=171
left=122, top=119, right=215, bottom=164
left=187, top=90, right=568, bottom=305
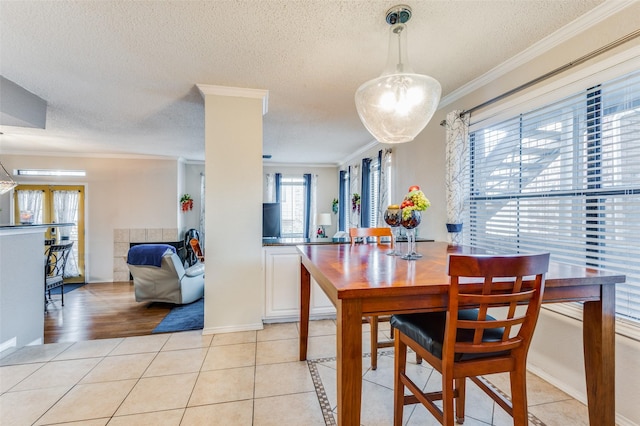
left=0, top=154, right=180, bottom=282
left=263, top=165, right=339, bottom=237
left=386, top=5, right=640, bottom=424
left=181, top=162, right=205, bottom=236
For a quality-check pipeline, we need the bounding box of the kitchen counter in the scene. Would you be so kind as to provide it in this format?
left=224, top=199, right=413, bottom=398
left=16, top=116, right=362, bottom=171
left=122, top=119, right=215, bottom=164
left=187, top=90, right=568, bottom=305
left=262, top=237, right=349, bottom=246
left=262, top=236, right=433, bottom=246
left=0, top=222, right=75, bottom=230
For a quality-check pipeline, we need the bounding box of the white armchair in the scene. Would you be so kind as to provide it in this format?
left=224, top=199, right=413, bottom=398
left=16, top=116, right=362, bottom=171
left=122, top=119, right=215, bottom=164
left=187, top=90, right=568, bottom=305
left=127, top=244, right=204, bottom=304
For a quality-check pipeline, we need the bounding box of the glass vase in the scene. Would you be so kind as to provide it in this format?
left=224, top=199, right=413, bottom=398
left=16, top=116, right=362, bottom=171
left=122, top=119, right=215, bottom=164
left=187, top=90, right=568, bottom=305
left=401, top=210, right=422, bottom=260
left=383, top=206, right=402, bottom=256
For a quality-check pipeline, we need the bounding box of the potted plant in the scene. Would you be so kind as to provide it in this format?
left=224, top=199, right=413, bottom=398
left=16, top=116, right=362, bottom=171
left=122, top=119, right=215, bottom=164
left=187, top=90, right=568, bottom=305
left=351, top=193, right=360, bottom=214
left=180, top=194, right=194, bottom=212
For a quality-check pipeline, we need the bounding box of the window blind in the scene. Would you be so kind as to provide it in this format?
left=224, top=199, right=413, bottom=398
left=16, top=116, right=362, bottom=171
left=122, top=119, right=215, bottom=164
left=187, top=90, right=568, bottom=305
left=466, top=68, right=640, bottom=323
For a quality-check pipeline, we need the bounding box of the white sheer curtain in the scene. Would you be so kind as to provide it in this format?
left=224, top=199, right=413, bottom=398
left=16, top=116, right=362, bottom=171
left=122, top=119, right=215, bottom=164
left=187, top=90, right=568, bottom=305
left=445, top=110, right=470, bottom=245
left=348, top=163, right=360, bottom=228
left=307, top=174, right=318, bottom=238
left=16, top=189, right=43, bottom=224
left=199, top=173, right=205, bottom=249
left=53, top=190, right=80, bottom=277
left=377, top=148, right=393, bottom=227
left=265, top=173, right=275, bottom=203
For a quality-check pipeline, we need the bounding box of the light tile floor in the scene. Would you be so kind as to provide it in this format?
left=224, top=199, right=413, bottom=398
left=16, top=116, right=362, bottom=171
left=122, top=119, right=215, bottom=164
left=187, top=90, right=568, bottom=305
left=0, top=320, right=590, bottom=425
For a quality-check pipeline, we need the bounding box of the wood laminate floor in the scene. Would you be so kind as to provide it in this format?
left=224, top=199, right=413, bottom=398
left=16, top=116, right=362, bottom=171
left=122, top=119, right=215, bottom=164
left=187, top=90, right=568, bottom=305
left=44, top=282, right=173, bottom=343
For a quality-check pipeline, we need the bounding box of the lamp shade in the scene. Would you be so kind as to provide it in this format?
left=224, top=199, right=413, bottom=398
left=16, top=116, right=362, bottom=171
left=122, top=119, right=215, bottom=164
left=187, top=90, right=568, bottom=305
left=355, top=16, right=441, bottom=144
left=317, top=213, right=332, bottom=226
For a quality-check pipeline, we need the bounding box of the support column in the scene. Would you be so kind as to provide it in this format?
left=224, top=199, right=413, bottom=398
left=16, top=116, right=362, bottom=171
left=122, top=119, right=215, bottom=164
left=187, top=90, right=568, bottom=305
left=197, top=84, right=268, bottom=333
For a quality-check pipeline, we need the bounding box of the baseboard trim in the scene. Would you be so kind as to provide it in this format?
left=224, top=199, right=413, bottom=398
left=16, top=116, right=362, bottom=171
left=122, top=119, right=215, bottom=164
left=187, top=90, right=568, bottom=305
left=202, top=322, right=264, bottom=335
left=0, top=337, right=17, bottom=354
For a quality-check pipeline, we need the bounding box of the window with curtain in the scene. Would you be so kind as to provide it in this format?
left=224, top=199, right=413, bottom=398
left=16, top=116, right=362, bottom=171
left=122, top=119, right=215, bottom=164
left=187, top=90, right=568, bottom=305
left=361, top=156, right=381, bottom=228
left=338, top=170, right=348, bottom=232
left=466, top=68, right=640, bottom=324
left=278, top=175, right=311, bottom=238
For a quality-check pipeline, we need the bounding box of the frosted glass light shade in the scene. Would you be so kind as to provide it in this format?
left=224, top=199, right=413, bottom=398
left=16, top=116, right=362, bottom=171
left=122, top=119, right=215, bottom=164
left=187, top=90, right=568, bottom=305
left=355, top=73, right=441, bottom=143
left=355, top=21, right=441, bottom=144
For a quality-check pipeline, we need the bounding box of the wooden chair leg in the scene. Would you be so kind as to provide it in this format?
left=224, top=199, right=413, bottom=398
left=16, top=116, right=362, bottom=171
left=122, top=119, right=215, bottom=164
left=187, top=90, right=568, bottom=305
left=455, top=377, right=466, bottom=424
left=370, top=315, right=379, bottom=370
left=394, top=334, right=408, bottom=426
left=442, top=375, right=456, bottom=426
left=510, top=369, right=529, bottom=426
left=61, top=283, right=64, bottom=306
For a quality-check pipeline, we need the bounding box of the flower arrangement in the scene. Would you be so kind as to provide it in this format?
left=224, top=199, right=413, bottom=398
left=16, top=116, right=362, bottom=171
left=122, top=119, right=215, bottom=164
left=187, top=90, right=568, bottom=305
left=351, top=193, right=361, bottom=214
left=400, top=185, right=430, bottom=220
left=180, top=194, right=194, bottom=212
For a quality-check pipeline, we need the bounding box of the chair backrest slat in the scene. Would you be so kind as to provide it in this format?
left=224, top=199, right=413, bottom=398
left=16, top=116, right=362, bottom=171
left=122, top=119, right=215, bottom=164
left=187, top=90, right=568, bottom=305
left=459, top=290, right=535, bottom=306
left=455, top=337, right=524, bottom=354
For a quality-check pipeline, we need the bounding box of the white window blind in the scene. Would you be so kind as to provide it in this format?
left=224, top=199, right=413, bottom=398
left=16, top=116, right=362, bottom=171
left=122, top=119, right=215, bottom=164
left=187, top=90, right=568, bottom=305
left=466, top=68, right=640, bottom=323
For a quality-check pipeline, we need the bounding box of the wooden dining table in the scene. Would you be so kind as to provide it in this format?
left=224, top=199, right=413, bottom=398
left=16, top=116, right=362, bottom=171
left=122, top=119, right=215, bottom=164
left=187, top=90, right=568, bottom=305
left=297, top=241, right=625, bottom=426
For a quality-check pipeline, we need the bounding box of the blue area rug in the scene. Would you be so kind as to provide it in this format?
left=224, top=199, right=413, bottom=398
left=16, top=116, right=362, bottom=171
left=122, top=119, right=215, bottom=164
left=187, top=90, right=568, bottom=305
left=48, top=283, right=85, bottom=295
left=152, top=298, right=204, bottom=334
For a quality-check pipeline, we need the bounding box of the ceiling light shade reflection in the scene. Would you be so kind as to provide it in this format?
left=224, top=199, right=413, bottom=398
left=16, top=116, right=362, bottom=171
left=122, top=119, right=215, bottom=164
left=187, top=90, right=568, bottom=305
left=0, top=162, right=17, bottom=195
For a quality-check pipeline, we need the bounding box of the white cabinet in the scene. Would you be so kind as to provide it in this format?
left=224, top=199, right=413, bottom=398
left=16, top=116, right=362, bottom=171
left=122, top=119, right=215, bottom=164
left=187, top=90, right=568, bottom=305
left=263, top=245, right=335, bottom=322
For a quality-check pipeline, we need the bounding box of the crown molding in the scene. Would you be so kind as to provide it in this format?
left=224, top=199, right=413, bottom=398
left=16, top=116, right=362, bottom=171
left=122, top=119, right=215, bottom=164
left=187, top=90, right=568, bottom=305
left=0, top=149, right=185, bottom=161
left=438, top=0, right=637, bottom=110
left=338, top=139, right=380, bottom=167
left=196, top=84, right=269, bottom=115
left=262, top=161, right=340, bottom=168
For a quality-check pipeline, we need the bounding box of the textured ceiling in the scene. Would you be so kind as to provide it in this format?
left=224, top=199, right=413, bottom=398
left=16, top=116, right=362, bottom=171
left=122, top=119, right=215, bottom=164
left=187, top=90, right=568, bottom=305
left=0, top=0, right=608, bottom=164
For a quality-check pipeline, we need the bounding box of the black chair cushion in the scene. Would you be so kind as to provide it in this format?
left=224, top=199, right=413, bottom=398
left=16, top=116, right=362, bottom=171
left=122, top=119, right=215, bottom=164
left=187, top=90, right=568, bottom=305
left=390, top=309, right=508, bottom=361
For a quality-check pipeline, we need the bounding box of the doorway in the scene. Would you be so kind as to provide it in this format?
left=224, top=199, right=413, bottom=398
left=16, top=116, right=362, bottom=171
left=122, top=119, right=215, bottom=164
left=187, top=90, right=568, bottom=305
left=13, top=185, right=85, bottom=283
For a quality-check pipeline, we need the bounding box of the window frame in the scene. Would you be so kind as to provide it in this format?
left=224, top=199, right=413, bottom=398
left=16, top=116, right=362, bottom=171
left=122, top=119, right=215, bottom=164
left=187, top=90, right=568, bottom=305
left=278, top=175, right=308, bottom=238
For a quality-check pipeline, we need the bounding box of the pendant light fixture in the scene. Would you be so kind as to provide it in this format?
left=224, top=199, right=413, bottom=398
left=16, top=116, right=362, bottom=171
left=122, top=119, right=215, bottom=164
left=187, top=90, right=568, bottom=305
left=355, top=5, right=441, bottom=144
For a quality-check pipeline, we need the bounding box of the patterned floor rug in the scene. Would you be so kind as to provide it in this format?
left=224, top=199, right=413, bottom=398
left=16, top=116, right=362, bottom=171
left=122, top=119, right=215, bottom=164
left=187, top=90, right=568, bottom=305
left=307, top=351, right=546, bottom=426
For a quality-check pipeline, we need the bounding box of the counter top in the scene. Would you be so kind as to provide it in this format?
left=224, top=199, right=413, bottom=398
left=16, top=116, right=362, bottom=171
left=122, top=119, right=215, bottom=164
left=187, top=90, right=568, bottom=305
left=262, top=236, right=434, bottom=246
left=263, top=237, right=349, bottom=246
left=0, top=222, right=75, bottom=229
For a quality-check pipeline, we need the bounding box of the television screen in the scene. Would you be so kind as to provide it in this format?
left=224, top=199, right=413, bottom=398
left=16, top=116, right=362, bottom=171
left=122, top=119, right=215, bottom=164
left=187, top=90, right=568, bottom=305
left=263, top=203, right=281, bottom=238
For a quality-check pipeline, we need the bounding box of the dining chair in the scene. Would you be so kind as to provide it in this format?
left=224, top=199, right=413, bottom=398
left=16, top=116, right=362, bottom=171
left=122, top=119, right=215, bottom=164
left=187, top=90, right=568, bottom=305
left=44, top=241, right=74, bottom=310
left=391, top=252, right=550, bottom=426
left=349, top=227, right=395, bottom=370
left=190, top=238, right=204, bottom=262
left=349, top=226, right=393, bottom=246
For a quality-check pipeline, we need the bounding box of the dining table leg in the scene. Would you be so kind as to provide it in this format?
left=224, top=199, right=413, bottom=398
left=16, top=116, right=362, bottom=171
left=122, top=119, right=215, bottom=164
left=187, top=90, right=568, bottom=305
left=582, top=283, right=616, bottom=426
left=299, top=263, right=311, bottom=361
left=336, top=298, right=363, bottom=426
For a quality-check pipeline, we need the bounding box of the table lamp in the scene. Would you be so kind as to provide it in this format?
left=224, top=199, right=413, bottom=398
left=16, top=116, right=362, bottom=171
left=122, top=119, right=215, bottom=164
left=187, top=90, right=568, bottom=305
left=316, top=213, right=332, bottom=238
